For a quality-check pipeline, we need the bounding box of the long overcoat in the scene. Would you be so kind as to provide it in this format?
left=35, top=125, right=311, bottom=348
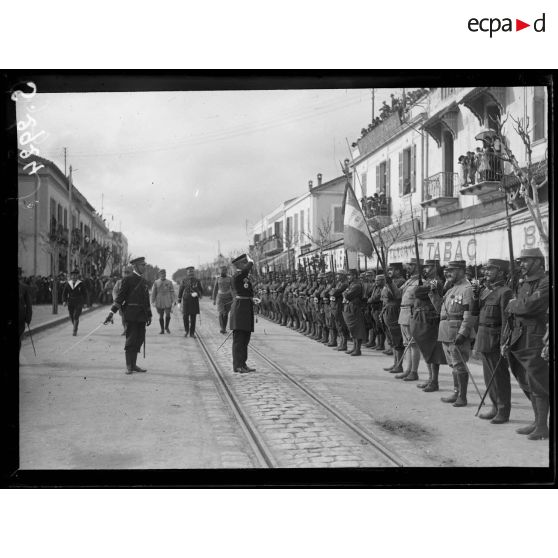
left=179, top=278, right=203, bottom=315
left=229, top=268, right=254, bottom=332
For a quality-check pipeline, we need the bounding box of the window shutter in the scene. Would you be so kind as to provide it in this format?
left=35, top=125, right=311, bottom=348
left=398, top=152, right=403, bottom=196
left=386, top=158, right=391, bottom=196
left=376, top=165, right=380, bottom=193
left=361, top=172, right=367, bottom=197
left=411, top=143, right=417, bottom=192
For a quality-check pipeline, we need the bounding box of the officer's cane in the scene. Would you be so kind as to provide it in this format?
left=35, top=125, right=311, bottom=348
left=26, top=323, right=37, bottom=357
left=454, top=345, right=483, bottom=399
left=216, top=330, right=233, bottom=351
left=474, top=353, right=505, bottom=416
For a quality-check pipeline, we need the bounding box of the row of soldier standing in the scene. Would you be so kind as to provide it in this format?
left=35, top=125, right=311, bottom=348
left=254, top=248, right=549, bottom=441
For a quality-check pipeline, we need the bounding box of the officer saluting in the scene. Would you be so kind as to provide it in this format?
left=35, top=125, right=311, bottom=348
left=229, top=254, right=259, bottom=373
left=104, top=257, right=152, bottom=374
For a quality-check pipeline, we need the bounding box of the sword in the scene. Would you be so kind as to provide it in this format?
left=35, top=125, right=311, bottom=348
left=454, top=344, right=483, bottom=399
left=62, top=323, right=104, bottom=355
left=26, top=323, right=37, bottom=357
left=391, top=336, right=414, bottom=371
left=216, top=330, right=233, bottom=351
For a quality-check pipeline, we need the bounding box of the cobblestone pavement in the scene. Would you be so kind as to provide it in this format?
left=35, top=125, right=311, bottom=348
left=19, top=307, right=257, bottom=469
left=198, top=310, right=400, bottom=468
left=237, top=305, right=549, bottom=468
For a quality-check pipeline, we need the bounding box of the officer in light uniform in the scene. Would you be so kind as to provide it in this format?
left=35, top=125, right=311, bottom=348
left=151, top=269, right=176, bottom=334
left=433, top=260, right=477, bottom=407
left=212, top=265, right=233, bottom=334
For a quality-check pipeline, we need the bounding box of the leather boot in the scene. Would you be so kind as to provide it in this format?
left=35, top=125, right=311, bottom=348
left=165, top=315, right=171, bottom=334
left=390, top=349, right=404, bottom=373
left=375, top=334, right=385, bottom=351
left=125, top=352, right=133, bottom=374
left=490, top=407, right=510, bottom=424
left=328, top=329, right=338, bottom=347
left=383, top=353, right=396, bottom=371
left=345, top=340, right=355, bottom=354
left=441, top=372, right=459, bottom=403
left=315, top=325, right=322, bottom=341
left=479, top=406, right=498, bottom=420
left=365, top=329, right=375, bottom=348
left=351, top=339, right=362, bottom=356
left=321, top=327, right=329, bottom=344
left=517, top=397, right=538, bottom=435
left=417, top=364, right=432, bottom=389
left=159, top=317, right=165, bottom=334
left=527, top=396, right=549, bottom=440
left=337, top=335, right=347, bottom=351
left=403, top=371, right=419, bottom=381
left=423, top=364, right=439, bottom=392
left=453, top=373, right=468, bottom=407
left=132, top=352, right=147, bottom=373
left=73, top=320, right=79, bottom=336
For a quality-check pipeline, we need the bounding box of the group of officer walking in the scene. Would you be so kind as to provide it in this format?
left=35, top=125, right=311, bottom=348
left=254, top=247, right=550, bottom=441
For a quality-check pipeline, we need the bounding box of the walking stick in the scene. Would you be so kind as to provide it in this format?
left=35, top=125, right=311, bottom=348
left=474, top=353, right=506, bottom=416
left=454, top=345, right=483, bottom=399
left=393, top=336, right=414, bottom=371
left=216, top=330, right=233, bottom=351
left=62, top=323, right=104, bottom=355
left=26, top=323, right=37, bottom=357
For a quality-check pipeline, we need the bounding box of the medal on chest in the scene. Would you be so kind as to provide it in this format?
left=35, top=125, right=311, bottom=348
left=243, top=279, right=250, bottom=290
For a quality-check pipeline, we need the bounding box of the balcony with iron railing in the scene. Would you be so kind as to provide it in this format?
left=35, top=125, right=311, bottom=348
left=361, top=196, right=392, bottom=229
left=262, top=235, right=283, bottom=256
left=421, top=172, right=459, bottom=210
left=458, top=150, right=505, bottom=200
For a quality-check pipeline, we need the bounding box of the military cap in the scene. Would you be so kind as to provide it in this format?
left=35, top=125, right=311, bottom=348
left=130, top=256, right=146, bottom=265
left=424, top=259, right=440, bottom=266
left=518, top=247, right=545, bottom=259
left=70, top=268, right=80, bottom=275
left=349, top=268, right=359, bottom=275
left=337, top=270, right=348, bottom=276
left=231, top=254, right=249, bottom=268
left=484, top=259, right=509, bottom=272
left=159, top=268, right=166, bottom=274
left=375, top=274, right=385, bottom=280
left=446, top=260, right=466, bottom=270
left=387, top=262, right=403, bottom=269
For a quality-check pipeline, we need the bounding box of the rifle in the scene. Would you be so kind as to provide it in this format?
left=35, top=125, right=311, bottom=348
left=409, top=196, right=423, bottom=286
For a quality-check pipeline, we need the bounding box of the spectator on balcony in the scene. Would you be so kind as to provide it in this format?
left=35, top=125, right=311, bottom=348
left=466, top=151, right=477, bottom=185
left=458, top=155, right=468, bottom=187
left=477, top=146, right=491, bottom=182
left=380, top=101, right=391, bottom=120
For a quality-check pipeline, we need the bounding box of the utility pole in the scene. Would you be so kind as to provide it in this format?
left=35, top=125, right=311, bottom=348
left=67, top=165, right=73, bottom=275
left=64, top=147, right=67, bottom=177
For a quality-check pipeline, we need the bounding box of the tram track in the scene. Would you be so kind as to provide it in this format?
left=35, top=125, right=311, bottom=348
left=194, top=303, right=409, bottom=468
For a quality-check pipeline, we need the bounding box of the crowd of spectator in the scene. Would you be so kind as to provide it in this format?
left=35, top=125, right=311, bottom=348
left=352, top=88, right=429, bottom=146
left=458, top=136, right=504, bottom=187
left=20, top=273, right=120, bottom=306
left=360, top=192, right=390, bottom=219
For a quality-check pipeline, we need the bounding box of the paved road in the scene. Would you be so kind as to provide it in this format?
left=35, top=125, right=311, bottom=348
left=18, top=300, right=549, bottom=469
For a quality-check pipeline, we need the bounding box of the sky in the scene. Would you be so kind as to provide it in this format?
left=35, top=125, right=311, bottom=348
left=20, top=86, right=405, bottom=275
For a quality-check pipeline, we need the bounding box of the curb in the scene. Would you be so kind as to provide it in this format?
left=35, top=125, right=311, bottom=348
left=23, top=305, right=106, bottom=337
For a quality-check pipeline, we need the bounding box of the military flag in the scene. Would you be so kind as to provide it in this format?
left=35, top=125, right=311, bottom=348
left=342, top=182, right=374, bottom=258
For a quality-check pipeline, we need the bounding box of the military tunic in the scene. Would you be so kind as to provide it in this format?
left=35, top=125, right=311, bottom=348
left=229, top=267, right=255, bottom=371
left=381, top=277, right=404, bottom=350
left=111, top=272, right=152, bottom=354
left=342, top=280, right=367, bottom=341
left=506, top=269, right=549, bottom=397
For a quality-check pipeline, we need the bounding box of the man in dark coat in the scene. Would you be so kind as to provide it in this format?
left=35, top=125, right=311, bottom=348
left=330, top=270, right=350, bottom=351
left=368, top=273, right=386, bottom=351
left=472, top=259, right=527, bottom=424
left=104, top=257, right=152, bottom=374
left=381, top=262, right=405, bottom=370
left=502, top=248, right=549, bottom=440
left=342, top=269, right=367, bottom=356
left=229, top=254, right=258, bottom=373
left=18, top=267, right=33, bottom=352
left=178, top=267, right=203, bottom=337
left=62, top=268, right=88, bottom=336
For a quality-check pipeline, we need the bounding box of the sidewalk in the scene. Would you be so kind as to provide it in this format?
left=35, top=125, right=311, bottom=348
left=23, top=303, right=106, bottom=336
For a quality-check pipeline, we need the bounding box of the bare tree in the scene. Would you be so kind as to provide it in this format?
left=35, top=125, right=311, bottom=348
left=302, top=216, right=333, bottom=255
left=367, top=208, right=408, bottom=268
left=492, top=114, right=549, bottom=260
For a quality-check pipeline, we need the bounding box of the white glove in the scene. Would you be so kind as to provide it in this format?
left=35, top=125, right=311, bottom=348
left=191, top=292, right=198, bottom=298
left=253, top=297, right=261, bottom=304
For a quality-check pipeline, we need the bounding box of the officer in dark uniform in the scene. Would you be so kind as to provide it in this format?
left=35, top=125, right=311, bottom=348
left=104, top=257, right=152, bottom=374
left=503, top=248, right=549, bottom=440
left=178, top=267, right=204, bottom=337
left=18, top=267, right=33, bottom=353
left=472, top=259, right=526, bottom=424
left=342, top=269, right=367, bottom=356
left=330, top=270, right=349, bottom=351
left=62, top=268, right=88, bottom=336
left=382, top=262, right=405, bottom=371
left=229, top=254, right=258, bottom=373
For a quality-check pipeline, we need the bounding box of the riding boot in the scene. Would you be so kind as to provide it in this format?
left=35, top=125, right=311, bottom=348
left=125, top=351, right=133, bottom=374
left=73, top=319, right=79, bottom=336
left=165, top=315, right=171, bottom=334
left=365, top=329, right=375, bottom=348
left=321, top=327, right=329, bottom=344
left=441, top=371, right=459, bottom=403
left=337, top=335, right=348, bottom=351
left=159, top=317, right=165, bottom=334
left=314, top=324, right=322, bottom=341
left=527, top=396, right=549, bottom=440
left=376, top=333, right=385, bottom=351
left=351, top=339, right=362, bottom=356
left=404, top=345, right=420, bottom=381
left=390, top=349, right=404, bottom=373
left=453, top=373, right=468, bottom=407
left=422, top=364, right=440, bottom=392
left=383, top=351, right=396, bottom=371
left=327, top=328, right=338, bottom=347
left=345, top=339, right=355, bottom=354
left=417, top=363, right=432, bottom=389
left=517, top=396, right=538, bottom=435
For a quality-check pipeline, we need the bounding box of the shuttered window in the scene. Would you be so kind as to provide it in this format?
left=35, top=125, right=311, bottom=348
left=361, top=172, right=367, bottom=197
left=533, top=86, right=546, bottom=141
left=333, top=206, right=343, bottom=233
